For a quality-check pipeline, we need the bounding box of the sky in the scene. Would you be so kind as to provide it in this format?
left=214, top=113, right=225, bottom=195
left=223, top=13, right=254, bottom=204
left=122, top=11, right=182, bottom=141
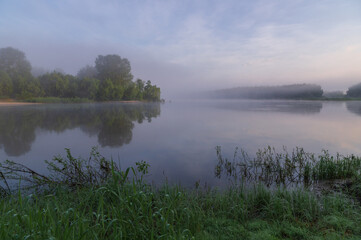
left=1, top=0, right=361, bottom=98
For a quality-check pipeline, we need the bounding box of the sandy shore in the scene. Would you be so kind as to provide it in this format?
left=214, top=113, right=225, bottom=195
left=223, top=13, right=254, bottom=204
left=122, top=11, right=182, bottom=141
left=0, top=99, right=146, bottom=105
left=0, top=101, right=41, bottom=106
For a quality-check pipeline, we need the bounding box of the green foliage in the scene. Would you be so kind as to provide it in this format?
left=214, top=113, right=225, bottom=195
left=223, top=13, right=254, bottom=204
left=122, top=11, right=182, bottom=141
left=38, top=72, right=80, bottom=98
left=0, top=47, right=31, bottom=79
left=65, top=75, right=79, bottom=98
left=0, top=47, right=162, bottom=102
left=38, top=72, right=58, bottom=96
left=0, top=47, right=35, bottom=98
left=54, top=73, right=69, bottom=97
left=112, top=84, right=125, bottom=100
left=95, top=54, right=133, bottom=85
left=1, top=148, right=361, bottom=239
left=0, top=70, right=13, bottom=97
left=123, top=82, right=138, bottom=100
left=136, top=78, right=145, bottom=100
left=77, top=77, right=100, bottom=99
left=17, top=77, right=43, bottom=99
left=98, top=79, right=115, bottom=101
left=144, top=80, right=161, bottom=101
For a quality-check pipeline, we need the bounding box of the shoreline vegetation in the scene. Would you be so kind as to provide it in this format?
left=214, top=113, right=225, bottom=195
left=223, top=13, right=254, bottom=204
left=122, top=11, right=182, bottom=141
left=0, top=97, right=163, bottom=105
left=0, top=97, right=162, bottom=105
left=208, top=83, right=361, bottom=101
left=1, top=96, right=360, bottom=106
left=0, top=47, right=162, bottom=103
left=1, top=147, right=361, bottom=239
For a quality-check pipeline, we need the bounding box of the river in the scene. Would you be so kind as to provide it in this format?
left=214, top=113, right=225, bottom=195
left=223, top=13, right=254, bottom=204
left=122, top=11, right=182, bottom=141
left=1, top=100, right=361, bottom=187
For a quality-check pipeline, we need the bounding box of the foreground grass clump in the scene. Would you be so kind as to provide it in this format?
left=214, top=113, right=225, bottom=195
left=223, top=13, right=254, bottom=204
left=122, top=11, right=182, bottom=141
left=1, top=181, right=361, bottom=239
left=1, top=148, right=361, bottom=239
left=215, top=146, right=361, bottom=187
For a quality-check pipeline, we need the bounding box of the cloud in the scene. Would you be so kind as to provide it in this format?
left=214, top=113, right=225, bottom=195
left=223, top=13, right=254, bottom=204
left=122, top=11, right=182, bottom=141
left=0, top=0, right=361, bottom=97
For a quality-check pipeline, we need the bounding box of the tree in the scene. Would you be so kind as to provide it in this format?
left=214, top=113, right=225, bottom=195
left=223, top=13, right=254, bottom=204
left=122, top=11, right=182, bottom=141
left=123, top=82, right=138, bottom=100
left=98, top=79, right=115, bottom=101
left=143, top=80, right=161, bottom=101
left=0, top=47, right=162, bottom=101
left=63, top=74, right=78, bottom=98
left=17, top=77, right=43, bottom=99
left=95, top=54, right=133, bottom=85
left=0, top=47, right=33, bottom=96
left=0, top=70, right=13, bottom=97
left=77, top=65, right=97, bottom=80
left=55, top=74, right=69, bottom=97
left=39, top=72, right=62, bottom=97
left=210, top=84, right=323, bottom=99
left=347, top=83, right=361, bottom=98
left=0, top=47, right=31, bottom=77
left=95, top=54, right=135, bottom=101
left=112, top=84, right=125, bottom=100
left=77, top=77, right=100, bottom=99
left=135, top=79, right=145, bottom=100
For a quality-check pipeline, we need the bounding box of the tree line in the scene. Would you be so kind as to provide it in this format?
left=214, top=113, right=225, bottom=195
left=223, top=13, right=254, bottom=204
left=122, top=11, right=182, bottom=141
left=209, top=84, right=324, bottom=99
left=209, top=83, right=361, bottom=100
left=346, top=83, right=361, bottom=98
left=0, top=47, right=161, bottom=101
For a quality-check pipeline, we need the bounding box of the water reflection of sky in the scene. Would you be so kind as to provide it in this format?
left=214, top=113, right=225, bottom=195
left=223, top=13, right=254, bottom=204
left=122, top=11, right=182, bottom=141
left=1, top=100, right=361, bottom=187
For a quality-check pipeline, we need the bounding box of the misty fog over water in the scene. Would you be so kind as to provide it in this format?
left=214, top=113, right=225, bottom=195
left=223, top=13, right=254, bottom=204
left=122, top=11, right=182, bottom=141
left=1, top=100, right=361, bottom=187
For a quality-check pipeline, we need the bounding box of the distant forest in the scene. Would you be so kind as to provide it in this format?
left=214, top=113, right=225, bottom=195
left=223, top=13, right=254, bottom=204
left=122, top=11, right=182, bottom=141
left=209, top=83, right=361, bottom=100
left=209, top=84, right=323, bottom=99
left=0, top=47, right=161, bottom=101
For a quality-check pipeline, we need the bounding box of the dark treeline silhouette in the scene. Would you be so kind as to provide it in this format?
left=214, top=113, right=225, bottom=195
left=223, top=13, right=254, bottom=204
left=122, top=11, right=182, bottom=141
left=346, top=83, right=361, bottom=98
left=323, top=91, right=345, bottom=98
left=0, top=47, right=161, bottom=101
left=209, top=84, right=323, bottom=100
left=0, top=102, right=160, bottom=156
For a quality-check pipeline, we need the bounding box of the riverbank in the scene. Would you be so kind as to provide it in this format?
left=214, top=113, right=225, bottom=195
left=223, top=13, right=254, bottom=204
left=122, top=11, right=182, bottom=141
left=0, top=102, right=40, bottom=106
left=24, top=97, right=94, bottom=103
left=0, top=97, right=159, bottom=105
left=0, top=99, right=41, bottom=105
left=1, top=148, right=361, bottom=239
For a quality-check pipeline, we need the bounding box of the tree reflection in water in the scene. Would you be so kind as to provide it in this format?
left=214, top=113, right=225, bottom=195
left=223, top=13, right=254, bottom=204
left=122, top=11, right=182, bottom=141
left=346, top=101, right=361, bottom=116
left=0, top=103, right=161, bottom=156
left=212, top=100, right=323, bottom=115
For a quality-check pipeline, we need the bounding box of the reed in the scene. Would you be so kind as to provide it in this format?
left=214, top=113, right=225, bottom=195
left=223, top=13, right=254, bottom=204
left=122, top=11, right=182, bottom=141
left=215, top=146, right=361, bottom=187
left=0, top=148, right=361, bottom=239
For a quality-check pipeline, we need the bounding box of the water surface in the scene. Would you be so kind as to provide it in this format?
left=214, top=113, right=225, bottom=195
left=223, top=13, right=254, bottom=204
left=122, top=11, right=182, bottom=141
left=1, top=100, right=361, bottom=187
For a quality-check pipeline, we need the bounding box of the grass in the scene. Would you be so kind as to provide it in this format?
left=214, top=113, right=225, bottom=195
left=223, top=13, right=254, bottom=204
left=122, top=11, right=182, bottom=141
left=1, top=179, right=361, bottom=239
left=1, top=148, right=361, bottom=239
